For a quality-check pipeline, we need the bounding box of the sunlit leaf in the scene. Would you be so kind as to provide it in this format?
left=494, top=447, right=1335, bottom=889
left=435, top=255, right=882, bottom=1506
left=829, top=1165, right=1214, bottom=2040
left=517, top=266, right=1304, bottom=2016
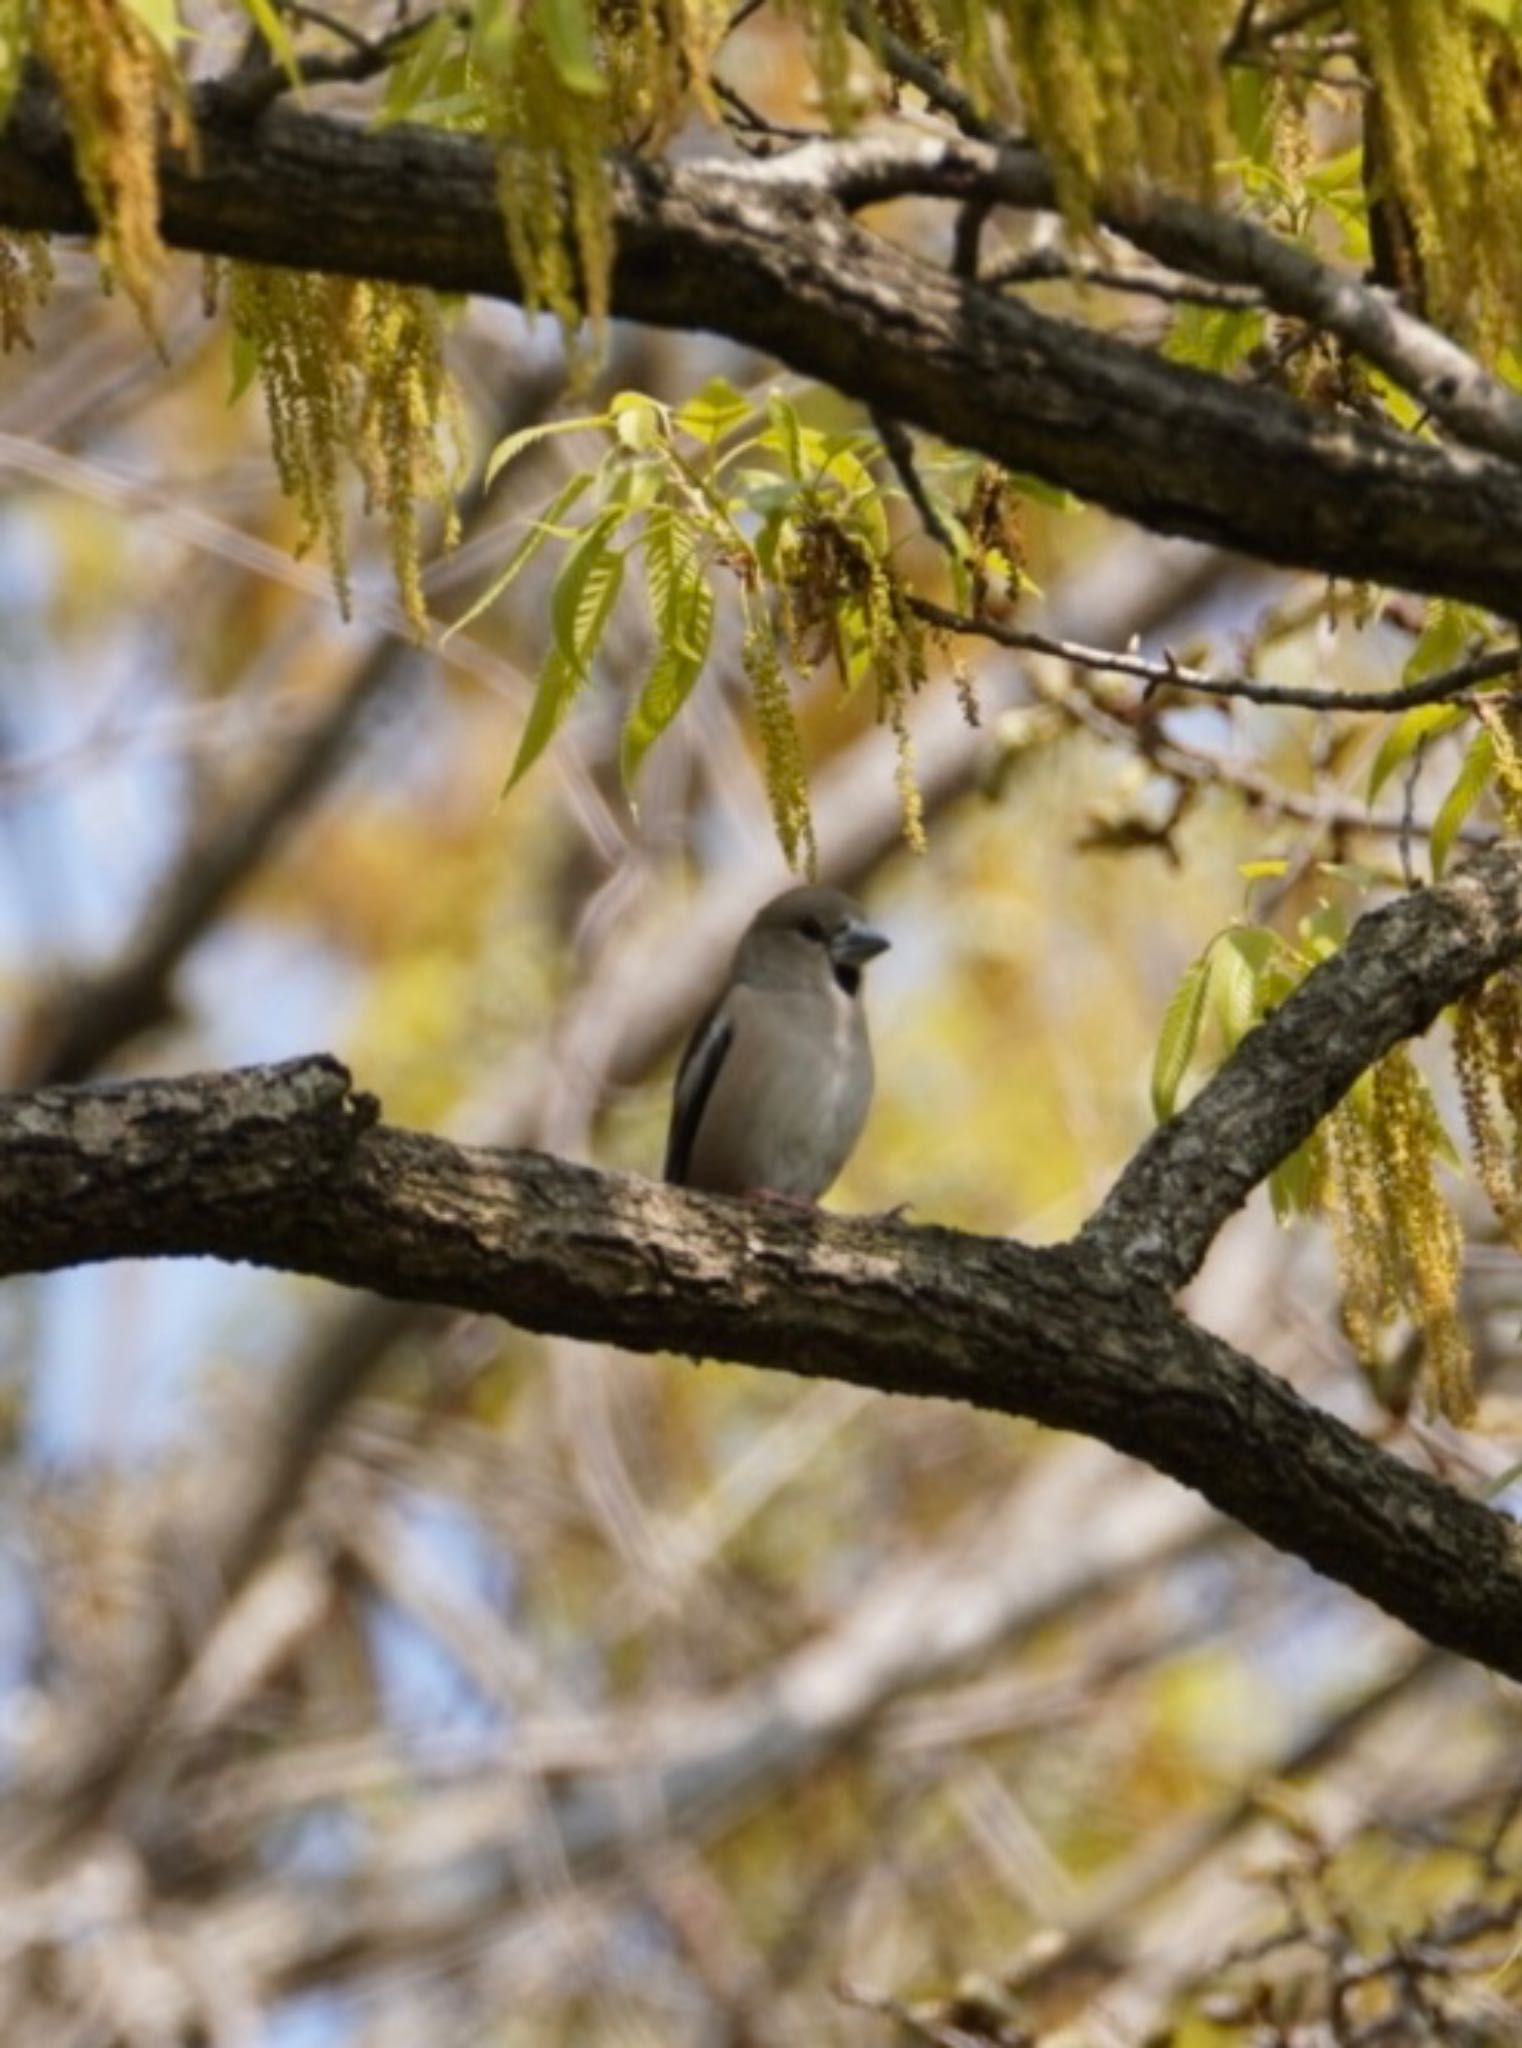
left=675, top=377, right=753, bottom=443
left=1431, top=729, right=1496, bottom=876
left=126, top=0, right=182, bottom=53
left=443, top=471, right=592, bottom=640
left=485, top=412, right=609, bottom=486
left=622, top=514, right=715, bottom=784
left=1151, top=953, right=1211, bottom=1122
left=231, top=0, right=299, bottom=81
left=507, top=516, right=626, bottom=789
left=536, top=0, right=606, bottom=95
left=1366, top=702, right=1467, bottom=805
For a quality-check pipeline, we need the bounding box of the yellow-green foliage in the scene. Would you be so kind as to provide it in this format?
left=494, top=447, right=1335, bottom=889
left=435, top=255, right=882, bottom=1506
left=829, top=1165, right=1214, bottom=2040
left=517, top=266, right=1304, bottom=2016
left=227, top=264, right=465, bottom=633
left=997, top=0, right=1232, bottom=218
left=1454, top=973, right=1522, bottom=1248
left=776, top=511, right=931, bottom=852
left=0, top=230, right=52, bottom=351
left=1325, top=1052, right=1471, bottom=1423
left=476, top=0, right=729, bottom=333
left=36, top=0, right=186, bottom=329
left=744, top=607, right=818, bottom=871
left=0, top=0, right=29, bottom=124
left=1350, top=0, right=1522, bottom=353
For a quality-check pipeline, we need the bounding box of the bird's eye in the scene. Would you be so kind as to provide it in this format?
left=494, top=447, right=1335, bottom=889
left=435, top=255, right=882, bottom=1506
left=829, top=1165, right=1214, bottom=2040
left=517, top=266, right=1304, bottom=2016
left=799, top=915, right=828, bottom=943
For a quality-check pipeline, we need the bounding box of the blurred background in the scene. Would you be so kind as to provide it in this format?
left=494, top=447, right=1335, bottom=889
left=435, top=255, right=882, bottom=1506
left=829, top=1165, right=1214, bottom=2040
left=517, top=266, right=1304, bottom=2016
left=3, top=19, right=1522, bottom=2038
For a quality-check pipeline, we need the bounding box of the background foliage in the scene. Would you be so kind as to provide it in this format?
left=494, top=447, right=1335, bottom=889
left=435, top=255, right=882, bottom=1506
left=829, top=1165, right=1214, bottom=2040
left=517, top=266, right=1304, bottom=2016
left=2, top=1, right=1522, bottom=2042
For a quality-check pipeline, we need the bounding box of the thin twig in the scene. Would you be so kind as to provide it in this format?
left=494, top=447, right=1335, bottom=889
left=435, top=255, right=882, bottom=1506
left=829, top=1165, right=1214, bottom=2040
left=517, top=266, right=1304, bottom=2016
left=912, top=595, right=1522, bottom=715
left=870, top=412, right=960, bottom=558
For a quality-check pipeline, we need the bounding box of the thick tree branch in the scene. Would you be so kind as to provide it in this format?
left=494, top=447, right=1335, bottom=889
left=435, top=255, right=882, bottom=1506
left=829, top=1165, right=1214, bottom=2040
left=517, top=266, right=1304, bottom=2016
left=4, top=93, right=1522, bottom=609
left=8, top=849, right=1522, bottom=1688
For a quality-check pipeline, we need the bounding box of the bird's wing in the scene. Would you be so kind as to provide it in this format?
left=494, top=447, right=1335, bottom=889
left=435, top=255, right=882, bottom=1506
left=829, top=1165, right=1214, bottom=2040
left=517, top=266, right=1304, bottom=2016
left=664, top=997, right=735, bottom=1184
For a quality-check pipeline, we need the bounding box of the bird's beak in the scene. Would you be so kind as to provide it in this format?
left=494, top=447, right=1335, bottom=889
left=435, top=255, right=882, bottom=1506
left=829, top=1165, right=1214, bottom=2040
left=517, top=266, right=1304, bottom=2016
left=831, top=920, right=891, bottom=967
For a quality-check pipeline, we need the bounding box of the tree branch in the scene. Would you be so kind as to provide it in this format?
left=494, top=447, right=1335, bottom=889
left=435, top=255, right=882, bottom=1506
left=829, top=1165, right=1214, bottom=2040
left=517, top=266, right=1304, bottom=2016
left=4, top=93, right=1522, bottom=608
left=1085, top=843, right=1522, bottom=1286
left=913, top=595, right=1522, bottom=715
left=8, top=847, right=1522, bottom=1688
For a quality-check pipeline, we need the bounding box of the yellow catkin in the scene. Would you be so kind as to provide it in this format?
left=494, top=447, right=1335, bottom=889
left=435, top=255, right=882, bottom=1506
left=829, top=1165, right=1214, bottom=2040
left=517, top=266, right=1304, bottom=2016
left=744, top=614, right=817, bottom=873
left=1325, top=1054, right=1473, bottom=1423
left=1326, top=1094, right=1400, bottom=1365
left=1477, top=698, right=1522, bottom=834
left=1373, top=1051, right=1472, bottom=1423
left=1454, top=975, right=1522, bottom=1251
left=0, top=230, right=53, bottom=351
left=228, top=266, right=464, bottom=633
left=997, top=0, right=1232, bottom=222
left=1349, top=0, right=1522, bottom=354
left=35, top=0, right=186, bottom=332
left=478, top=0, right=727, bottom=339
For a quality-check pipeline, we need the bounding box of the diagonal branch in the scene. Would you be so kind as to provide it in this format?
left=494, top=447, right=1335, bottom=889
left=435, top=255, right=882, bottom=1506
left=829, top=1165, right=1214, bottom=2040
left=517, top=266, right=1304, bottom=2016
left=4, top=92, right=1522, bottom=608
left=1086, top=844, right=1522, bottom=1286
left=7, top=848, right=1522, bottom=1691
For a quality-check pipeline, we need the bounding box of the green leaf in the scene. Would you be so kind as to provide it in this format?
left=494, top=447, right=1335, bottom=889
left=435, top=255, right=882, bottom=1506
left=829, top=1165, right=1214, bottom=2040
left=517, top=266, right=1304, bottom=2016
left=550, top=511, right=626, bottom=678
left=610, top=391, right=668, bottom=452
left=1366, top=702, right=1467, bottom=805
left=507, top=517, right=626, bottom=790
left=442, top=471, right=592, bottom=641
left=621, top=518, right=715, bottom=784
left=536, top=0, right=606, bottom=95
left=473, top=0, right=520, bottom=68
left=232, top=0, right=299, bottom=81
left=675, top=377, right=753, bottom=444
left=1211, top=929, right=1262, bottom=1051
left=1269, top=1137, right=1321, bottom=1222
left=1164, top=303, right=1266, bottom=374
left=380, top=11, right=459, bottom=125
left=1402, top=599, right=1484, bottom=683
left=485, top=412, right=609, bottom=487
left=228, top=330, right=261, bottom=406
left=764, top=393, right=805, bottom=480
left=822, top=436, right=890, bottom=554
left=1431, top=728, right=1495, bottom=876
left=1152, top=953, right=1212, bottom=1122
left=126, top=0, right=182, bottom=53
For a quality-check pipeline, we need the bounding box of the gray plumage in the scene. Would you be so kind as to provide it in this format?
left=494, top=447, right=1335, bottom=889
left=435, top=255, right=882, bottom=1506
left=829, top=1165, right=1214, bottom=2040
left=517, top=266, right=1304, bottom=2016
left=665, top=885, right=890, bottom=1201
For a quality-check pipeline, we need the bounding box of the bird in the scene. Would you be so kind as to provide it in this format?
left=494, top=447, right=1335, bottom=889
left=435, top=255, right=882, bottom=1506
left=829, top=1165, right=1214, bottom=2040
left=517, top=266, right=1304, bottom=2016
left=664, top=885, right=890, bottom=1202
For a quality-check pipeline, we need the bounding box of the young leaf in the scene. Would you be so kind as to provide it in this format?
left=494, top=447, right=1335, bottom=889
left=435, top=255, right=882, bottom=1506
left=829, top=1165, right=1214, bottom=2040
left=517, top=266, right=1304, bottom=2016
left=1211, top=929, right=1261, bottom=1051
left=536, top=0, right=606, bottom=96
left=621, top=542, right=715, bottom=785
left=485, top=412, right=609, bottom=487
left=675, top=377, right=753, bottom=444
left=1151, top=953, right=1212, bottom=1122
left=126, top=0, right=183, bottom=53
left=231, top=0, right=300, bottom=82
left=442, top=471, right=592, bottom=641
left=1366, top=702, right=1466, bottom=806
left=1269, top=1137, right=1320, bottom=1222
left=506, top=520, right=626, bottom=790
left=550, top=511, right=627, bottom=680
left=1431, top=728, right=1496, bottom=876
left=380, top=11, right=459, bottom=125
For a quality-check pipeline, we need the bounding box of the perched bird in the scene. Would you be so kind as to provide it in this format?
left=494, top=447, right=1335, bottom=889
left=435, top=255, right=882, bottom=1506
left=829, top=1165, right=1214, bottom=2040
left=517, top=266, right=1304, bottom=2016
left=665, top=885, right=890, bottom=1202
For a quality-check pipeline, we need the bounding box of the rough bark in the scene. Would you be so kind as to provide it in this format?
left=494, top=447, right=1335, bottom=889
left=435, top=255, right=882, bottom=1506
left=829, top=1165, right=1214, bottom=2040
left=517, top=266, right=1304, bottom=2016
left=3, top=89, right=1522, bottom=611
left=7, top=848, right=1522, bottom=1684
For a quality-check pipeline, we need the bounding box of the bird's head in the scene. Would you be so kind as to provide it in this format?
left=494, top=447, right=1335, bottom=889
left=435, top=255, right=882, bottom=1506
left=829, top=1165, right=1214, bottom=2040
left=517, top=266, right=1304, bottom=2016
left=738, top=885, right=890, bottom=998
